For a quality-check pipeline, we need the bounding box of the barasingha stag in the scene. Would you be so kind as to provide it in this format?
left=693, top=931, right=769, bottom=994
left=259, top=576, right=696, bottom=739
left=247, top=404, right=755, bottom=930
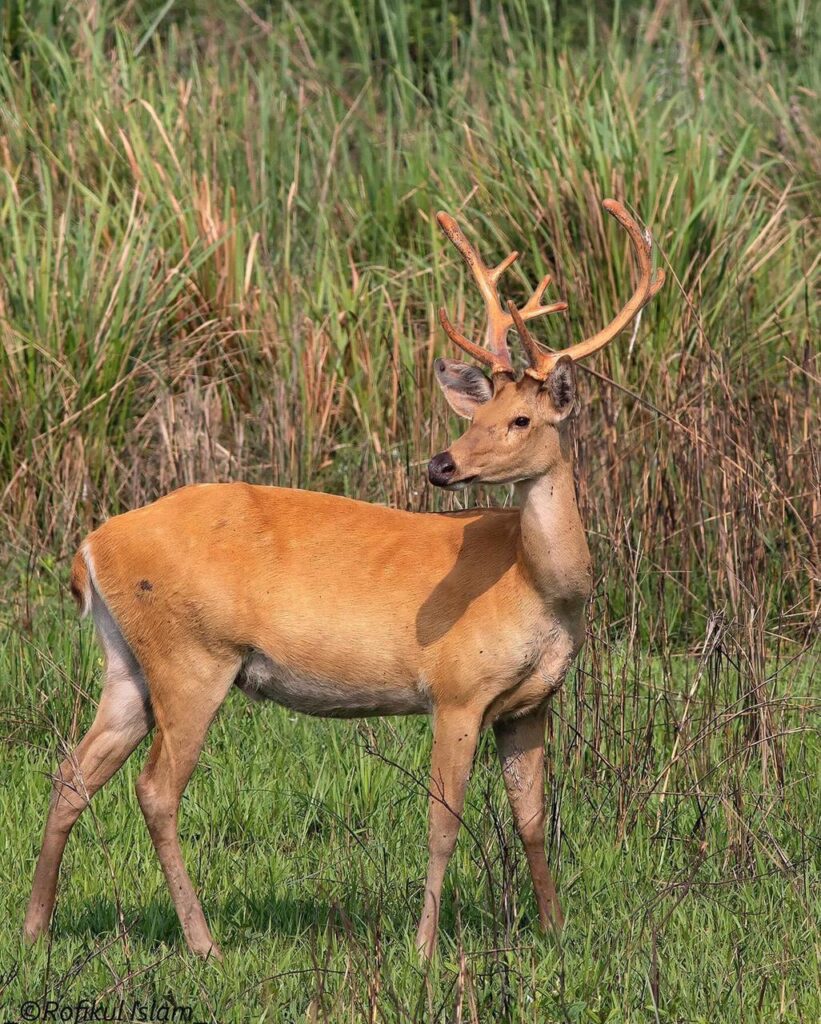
left=24, top=199, right=664, bottom=959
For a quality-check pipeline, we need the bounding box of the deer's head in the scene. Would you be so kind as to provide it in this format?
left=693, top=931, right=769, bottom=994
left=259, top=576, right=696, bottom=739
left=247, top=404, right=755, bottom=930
left=429, top=200, right=665, bottom=489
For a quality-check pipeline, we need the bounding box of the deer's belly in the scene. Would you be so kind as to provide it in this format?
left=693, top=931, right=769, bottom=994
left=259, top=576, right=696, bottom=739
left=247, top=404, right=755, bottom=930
left=234, top=650, right=430, bottom=718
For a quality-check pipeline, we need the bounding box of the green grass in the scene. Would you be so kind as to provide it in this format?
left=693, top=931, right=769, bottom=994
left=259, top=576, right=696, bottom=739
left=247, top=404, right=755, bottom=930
left=1, top=586, right=818, bottom=1022
left=0, top=1, right=818, bottom=1021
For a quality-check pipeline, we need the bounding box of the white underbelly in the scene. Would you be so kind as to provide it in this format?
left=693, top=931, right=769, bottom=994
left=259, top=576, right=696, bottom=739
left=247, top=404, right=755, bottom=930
left=235, top=650, right=430, bottom=718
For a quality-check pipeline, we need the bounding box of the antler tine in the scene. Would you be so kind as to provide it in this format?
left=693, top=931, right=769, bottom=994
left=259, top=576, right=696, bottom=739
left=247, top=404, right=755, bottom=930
left=437, top=210, right=567, bottom=376
left=531, top=199, right=665, bottom=377
left=437, top=307, right=499, bottom=370
left=519, top=273, right=569, bottom=322
left=437, top=211, right=518, bottom=374
left=507, top=300, right=554, bottom=376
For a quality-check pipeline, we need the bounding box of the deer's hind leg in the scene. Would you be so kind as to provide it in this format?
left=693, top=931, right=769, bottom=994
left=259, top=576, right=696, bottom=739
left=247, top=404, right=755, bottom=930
left=134, top=648, right=238, bottom=960
left=24, top=591, right=154, bottom=943
left=494, top=705, right=564, bottom=931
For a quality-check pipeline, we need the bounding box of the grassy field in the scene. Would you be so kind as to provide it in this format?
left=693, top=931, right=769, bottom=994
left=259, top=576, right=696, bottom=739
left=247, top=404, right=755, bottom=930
left=0, top=1, right=818, bottom=1021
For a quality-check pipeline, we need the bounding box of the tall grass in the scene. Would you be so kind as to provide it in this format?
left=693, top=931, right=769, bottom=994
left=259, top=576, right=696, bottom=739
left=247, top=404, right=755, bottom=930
left=0, top=2, right=818, bottom=1021
left=1, top=1, right=816, bottom=630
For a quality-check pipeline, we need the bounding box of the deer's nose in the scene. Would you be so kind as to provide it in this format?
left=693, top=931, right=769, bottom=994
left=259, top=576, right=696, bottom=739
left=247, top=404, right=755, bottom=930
left=428, top=451, right=456, bottom=486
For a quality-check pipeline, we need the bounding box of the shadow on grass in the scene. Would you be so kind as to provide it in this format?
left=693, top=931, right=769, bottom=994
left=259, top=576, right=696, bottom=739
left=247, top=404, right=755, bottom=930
left=57, top=884, right=507, bottom=950
left=61, top=893, right=328, bottom=943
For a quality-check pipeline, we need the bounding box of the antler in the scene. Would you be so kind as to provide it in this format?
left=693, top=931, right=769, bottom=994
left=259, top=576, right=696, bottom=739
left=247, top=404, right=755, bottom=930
left=436, top=210, right=567, bottom=378
left=517, top=199, right=666, bottom=380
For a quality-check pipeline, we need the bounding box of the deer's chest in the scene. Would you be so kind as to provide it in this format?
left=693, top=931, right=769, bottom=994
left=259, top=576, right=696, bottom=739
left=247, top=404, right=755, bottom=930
left=480, top=614, right=583, bottom=724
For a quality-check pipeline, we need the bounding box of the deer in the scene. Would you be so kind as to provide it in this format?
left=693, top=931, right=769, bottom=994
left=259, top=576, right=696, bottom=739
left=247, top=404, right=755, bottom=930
left=24, top=199, right=664, bottom=961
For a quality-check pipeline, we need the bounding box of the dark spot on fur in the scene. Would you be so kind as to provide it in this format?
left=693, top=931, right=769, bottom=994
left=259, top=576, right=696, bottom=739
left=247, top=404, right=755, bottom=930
left=138, top=579, right=153, bottom=592
left=214, top=519, right=228, bottom=529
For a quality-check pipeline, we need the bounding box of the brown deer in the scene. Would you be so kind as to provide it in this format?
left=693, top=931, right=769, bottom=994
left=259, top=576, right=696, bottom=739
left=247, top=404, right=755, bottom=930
left=24, top=199, right=664, bottom=960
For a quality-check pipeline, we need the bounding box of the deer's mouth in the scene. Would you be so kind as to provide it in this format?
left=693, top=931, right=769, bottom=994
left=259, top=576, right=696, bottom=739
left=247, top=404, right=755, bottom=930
left=442, top=474, right=477, bottom=491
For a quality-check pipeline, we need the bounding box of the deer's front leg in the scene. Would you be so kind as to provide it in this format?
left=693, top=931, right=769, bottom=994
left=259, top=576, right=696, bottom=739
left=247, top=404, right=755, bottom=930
left=494, top=705, right=563, bottom=931
left=415, top=708, right=481, bottom=958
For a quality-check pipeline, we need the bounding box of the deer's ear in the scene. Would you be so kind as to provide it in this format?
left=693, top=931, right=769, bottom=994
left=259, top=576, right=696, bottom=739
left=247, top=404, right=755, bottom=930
left=541, top=356, right=577, bottom=422
left=434, top=358, right=494, bottom=419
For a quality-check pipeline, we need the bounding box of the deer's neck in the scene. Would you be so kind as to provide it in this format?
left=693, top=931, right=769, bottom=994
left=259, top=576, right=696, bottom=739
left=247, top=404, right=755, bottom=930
left=515, top=447, right=591, bottom=613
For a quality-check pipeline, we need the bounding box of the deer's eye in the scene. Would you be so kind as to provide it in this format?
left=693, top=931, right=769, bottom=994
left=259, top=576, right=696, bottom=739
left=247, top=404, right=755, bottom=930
left=511, top=416, right=531, bottom=429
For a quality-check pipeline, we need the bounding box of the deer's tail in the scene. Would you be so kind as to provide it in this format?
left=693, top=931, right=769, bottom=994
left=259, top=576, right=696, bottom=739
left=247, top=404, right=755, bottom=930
left=69, top=546, right=92, bottom=618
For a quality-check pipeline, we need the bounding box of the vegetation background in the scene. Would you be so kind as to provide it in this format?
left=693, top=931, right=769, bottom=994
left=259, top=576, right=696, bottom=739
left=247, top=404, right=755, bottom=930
left=0, top=0, right=817, bottom=1020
